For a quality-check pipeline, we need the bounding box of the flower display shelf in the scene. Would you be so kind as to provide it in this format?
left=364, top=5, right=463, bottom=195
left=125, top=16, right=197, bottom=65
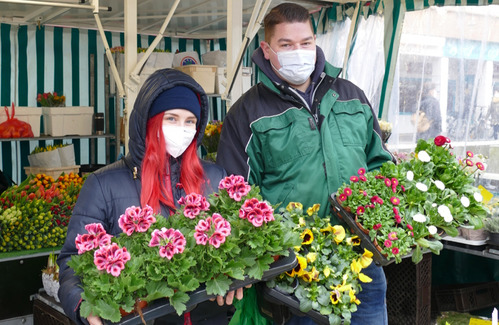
left=329, top=194, right=399, bottom=266
left=259, top=285, right=329, bottom=325
left=112, top=251, right=297, bottom=325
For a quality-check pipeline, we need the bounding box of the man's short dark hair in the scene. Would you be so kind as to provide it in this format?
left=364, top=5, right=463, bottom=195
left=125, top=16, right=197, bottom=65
left=264, top=3, right=312, bottom=43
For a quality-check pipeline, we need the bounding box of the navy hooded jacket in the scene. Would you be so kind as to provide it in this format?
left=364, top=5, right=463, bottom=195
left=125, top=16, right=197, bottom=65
left=57, top=68, right=227, bottom=324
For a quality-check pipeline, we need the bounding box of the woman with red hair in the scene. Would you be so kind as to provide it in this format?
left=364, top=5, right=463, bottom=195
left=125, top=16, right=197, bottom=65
left=57, top=69, right=239, bottom=325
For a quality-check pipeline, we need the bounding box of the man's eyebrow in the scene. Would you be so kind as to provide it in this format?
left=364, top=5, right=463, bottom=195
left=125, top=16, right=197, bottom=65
left=277, top=36, right=314, bottom=43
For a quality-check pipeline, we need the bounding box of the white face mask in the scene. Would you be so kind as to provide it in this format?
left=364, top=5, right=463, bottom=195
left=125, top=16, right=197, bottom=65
left=162, top=125, right=196, bottom=158
left=269, top=46, right=316, bottom=85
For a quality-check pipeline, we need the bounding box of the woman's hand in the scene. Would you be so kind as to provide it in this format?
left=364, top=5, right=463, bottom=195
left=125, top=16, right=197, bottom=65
left=213, top=284, right=252, bottom=306
left=87, top=314, right=103, bottom=325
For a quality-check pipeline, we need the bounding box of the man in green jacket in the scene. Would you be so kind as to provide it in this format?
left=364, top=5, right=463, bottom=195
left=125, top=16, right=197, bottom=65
left=217, top=3, right=393, bottom=324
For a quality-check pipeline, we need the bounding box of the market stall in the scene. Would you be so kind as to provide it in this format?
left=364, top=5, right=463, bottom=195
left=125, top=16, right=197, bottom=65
left=1, top=0, right=499, bottom=324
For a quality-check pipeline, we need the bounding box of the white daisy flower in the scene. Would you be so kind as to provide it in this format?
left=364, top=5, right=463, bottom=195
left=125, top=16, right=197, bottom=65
left=438, top=205, right=453, bottom=222
left=460, top=196, right=470, bottom=208
left=428, top=225, right=438, bottom=235
left=434, top=180, right=445, bottom=190
left=432, top=203, right=437, bottom=207
left=416, top=182, right=428, bottom=192
left=418, top=150, right=431, bottom=162
left=412, top=213, right=426, bottom=223
left=406, top=171, right=414, bottom=181
left=474, top=192, right=483, bottom=202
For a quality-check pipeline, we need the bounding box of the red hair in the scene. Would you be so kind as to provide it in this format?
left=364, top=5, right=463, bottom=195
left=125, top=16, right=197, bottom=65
left=141, top=113, right=205, bottom=213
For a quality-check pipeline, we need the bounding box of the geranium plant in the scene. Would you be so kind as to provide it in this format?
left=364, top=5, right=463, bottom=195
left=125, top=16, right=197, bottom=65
left=267, top=202, right=373, bottom=325
left=336, top=136, right=489, bottom=264
left=67, top=175, right=300, bottom=323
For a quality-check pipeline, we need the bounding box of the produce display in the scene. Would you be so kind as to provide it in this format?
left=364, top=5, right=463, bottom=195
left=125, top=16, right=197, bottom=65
left=0, top=172, right=85, bottom=252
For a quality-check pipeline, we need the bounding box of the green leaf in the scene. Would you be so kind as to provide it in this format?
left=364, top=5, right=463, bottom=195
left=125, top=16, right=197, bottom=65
left=299, top=297, right=313, bottom=313
left=144, top=281, right=174, bottom=301
left=246, top=255, right=274, bottom=279
left=329, top=313, right=343, bottom=325
left=411, top=245, right=423, bottom=264
left=169, top=291, right=190, bottom=315
left=205, top=274, right=232, bottom=296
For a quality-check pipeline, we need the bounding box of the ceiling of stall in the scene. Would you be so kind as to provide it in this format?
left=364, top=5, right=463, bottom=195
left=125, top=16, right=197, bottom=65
left=0, top=0, right=338, bottom=39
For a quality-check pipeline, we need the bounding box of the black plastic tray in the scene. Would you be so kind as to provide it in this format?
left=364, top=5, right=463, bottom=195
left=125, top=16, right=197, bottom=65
left=110, top=250, right=297, bottom=325
left=259, top=285, right=330, bottom=325
left=329, top=194, right=396, bottom=266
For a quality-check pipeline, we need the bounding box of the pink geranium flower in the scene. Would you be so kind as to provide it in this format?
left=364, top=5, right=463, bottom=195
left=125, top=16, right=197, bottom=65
left=149, top=227, right=186, bottom=260
left=219, top=175, right=251, bottom=201
left=118, top=205, right=156, bottom=236
left=178, top=193, right=210, bottom=219
left=239, top=199, right=274, bottom=226
left=75, top=223, right=113, bottom=254
left=93, top=243, right=130, bottom=277
left=194, top=213, right=231, bottom=248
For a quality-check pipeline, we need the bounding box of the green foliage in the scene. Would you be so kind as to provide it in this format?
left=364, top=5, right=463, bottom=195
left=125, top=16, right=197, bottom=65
left=68, top=182, right=299, bottom=322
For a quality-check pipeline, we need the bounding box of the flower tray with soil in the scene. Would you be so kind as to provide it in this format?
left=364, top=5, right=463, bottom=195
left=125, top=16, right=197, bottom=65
left=113, top=251, right=297, bottom=325
left=329, top=194, right=398, bottom=267
left=258, top=284, right=329, bottom=325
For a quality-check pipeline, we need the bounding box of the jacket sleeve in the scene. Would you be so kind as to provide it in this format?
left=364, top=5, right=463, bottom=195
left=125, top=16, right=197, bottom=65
left=366, top=107, right=395, bottom=171
left=56, top=173, right=110, bottom=325
left=215, top=101, right=252, bottom=180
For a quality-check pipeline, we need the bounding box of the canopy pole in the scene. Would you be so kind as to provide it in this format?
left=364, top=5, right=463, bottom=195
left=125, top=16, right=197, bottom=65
left=341, top=0, right=360, bottom=79
left=130, top=0, right=181, bottom=83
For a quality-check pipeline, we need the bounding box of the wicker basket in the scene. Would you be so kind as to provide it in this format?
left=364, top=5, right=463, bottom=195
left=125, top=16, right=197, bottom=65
left=24, top=165, right=80, bottom=179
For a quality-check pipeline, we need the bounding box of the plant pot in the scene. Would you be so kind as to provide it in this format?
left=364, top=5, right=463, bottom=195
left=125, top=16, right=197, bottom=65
left=120, top=299, right=148, bottom=317
left=42, top=273, right=60, bottom=302
left=354, top=215, right=370, bottom=235
left=459, top=226, right=489, bottom=241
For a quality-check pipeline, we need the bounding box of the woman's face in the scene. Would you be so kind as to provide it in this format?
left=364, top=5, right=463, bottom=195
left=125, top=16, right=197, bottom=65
left=162, top=109, right=197, bottom=129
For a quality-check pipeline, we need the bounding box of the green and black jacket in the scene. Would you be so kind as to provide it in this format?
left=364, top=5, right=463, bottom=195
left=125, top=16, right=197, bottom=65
left=217, top=47, right=393, bottom=219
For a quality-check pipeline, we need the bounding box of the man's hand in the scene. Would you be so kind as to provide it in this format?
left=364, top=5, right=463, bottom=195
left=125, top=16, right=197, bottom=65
left=87, top=314, right=103, bottom=325
left=212, top=284, right=252, bottom=306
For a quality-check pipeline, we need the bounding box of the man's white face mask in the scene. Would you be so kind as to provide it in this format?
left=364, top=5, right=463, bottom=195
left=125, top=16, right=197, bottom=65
left=162, top=125, right=196, bottom=158
left=269, top=45, right=316, bottom=85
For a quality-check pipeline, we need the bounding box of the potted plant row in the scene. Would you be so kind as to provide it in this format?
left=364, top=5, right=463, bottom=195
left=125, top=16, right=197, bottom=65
left=331, top=136, right=489, bottom=265
left=68, top=175, right=301, bottom=324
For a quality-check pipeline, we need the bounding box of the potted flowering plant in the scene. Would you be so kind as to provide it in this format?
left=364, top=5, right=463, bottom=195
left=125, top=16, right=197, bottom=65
left=67, top=175, right=300, bottom=323
left=37, top=92, right=66, bottom=107
left=265, top=202, right=373, bottom=325
left=202, top=120, right=223, bottom=162
left=334, top=136, right=489, bottom=264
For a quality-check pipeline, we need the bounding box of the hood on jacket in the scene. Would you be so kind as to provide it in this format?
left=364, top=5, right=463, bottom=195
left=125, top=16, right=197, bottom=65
left=127, top=68, right=210, bottom=170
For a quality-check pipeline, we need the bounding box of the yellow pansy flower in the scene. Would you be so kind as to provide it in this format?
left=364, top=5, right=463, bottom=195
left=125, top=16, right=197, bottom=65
left=346, top=235, right=361, bottom=246
left=349, top=290, right=360, bottom=305
left=360, top=249, right=373, bottom=268
left=286, top=202, right=303, bottom=212
left=300, top=229, right=314, bottom=245
left=330, top=289, right=340, bottom=305
left=350, top=259, right=362, bottom=274
left=306, top=252, right=317, bottom=263
left=359, top=272, right=373, bottom=283
left=306, top=204, right=320, bottom=216
left=323, top=266, right=331, bottom=278
left=332, top=225, right=346, bottom=244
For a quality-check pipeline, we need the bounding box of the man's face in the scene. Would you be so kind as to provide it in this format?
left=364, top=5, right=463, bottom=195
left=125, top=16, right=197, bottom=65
left=261, top=21, right=316, bottom=70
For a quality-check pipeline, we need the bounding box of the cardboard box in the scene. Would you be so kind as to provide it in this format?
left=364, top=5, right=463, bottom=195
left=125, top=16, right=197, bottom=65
left=216, top=67, right=252, bottom=95
left=0, top=106, right=42, bottom=137
left=42, top=106, right=94, bottom=136
left=175, top=65, right=217, bottom=94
